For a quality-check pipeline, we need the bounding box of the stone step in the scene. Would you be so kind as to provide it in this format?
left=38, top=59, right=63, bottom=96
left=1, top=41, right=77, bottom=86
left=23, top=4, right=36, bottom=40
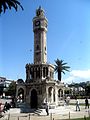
left=9, top=108, right=20, bottom=113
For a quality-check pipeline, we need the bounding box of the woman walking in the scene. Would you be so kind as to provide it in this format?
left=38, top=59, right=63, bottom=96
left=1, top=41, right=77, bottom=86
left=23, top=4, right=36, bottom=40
left=76, top=98, right=80, bottom=111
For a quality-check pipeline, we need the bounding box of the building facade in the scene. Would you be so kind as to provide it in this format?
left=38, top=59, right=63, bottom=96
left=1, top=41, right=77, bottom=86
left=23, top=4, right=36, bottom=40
left=16, top=7, right=65, bottom=108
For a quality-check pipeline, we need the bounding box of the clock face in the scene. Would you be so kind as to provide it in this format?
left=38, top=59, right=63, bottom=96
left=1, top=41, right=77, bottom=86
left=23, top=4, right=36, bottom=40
left=35, top=21, right=40, bottom=26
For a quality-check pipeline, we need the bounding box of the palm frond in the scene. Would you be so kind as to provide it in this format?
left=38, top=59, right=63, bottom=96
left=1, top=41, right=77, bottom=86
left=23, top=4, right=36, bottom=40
left=13, top=0, right=24, bottom=10
left=62, top=62, right=68, bottom=66
left=2, top=2, right=8, bottom=13
left=7, top=0, right=16, bottom=10
left=62, top=71, right=65, bottom=74
left=0, top=0, right=23, bottom=14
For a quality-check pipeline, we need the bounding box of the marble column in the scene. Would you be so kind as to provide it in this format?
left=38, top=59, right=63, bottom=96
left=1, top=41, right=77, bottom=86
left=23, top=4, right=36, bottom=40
left=46, top=87, right=49, bottom=103
left=34, top=67, right=36, bottom=79
left=55, top=88, right=58, bottom=105
left=63, top=89, right=65, bottom=98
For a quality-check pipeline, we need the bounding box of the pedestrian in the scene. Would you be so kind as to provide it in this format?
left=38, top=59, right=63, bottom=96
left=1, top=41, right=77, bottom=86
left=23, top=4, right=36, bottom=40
left=3, top=102, right=11, bottom=111
left=64, top=99, right=67, bottom=106
left=85, top=97, right=89, bottom=109
left=76, top=98, right=80, bottom=111
left=0, top=102, right=2, bottom=115
left=45, top=103, right=49, bottom=115
left=3, top=102, right=8, bottom=112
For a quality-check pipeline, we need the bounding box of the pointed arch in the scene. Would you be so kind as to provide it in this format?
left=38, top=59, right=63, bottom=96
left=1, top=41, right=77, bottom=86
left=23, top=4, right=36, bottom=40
left=30, top=89, right=38, bottom=108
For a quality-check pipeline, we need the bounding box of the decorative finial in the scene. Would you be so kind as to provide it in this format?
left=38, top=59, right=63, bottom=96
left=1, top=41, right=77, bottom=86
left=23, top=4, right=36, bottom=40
left=39, top=6, right=41, bottom=10
left=36, top=6, right=44, bottom=17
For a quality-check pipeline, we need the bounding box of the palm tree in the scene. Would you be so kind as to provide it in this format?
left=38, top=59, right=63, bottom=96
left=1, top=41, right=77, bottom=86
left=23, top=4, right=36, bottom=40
left=55, top=58, right=70, bottom=81
left=0, top=0, right=23, bottom=14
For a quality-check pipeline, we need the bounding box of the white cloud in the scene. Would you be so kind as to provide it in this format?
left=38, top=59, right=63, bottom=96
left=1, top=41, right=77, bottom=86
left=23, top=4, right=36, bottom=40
left=63, top=76, right=75, bottom=84
left=63, top=69, right=90, bottom=83
left=71, top=69, right=90, bottom=79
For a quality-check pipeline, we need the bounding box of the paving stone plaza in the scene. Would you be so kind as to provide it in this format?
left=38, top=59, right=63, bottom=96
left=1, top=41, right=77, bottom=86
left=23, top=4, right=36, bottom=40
left=0, top=99, right=90, bottom=120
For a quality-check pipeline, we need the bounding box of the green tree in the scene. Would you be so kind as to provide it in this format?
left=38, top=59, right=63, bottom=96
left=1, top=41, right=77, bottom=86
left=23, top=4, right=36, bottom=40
left=7, top=81, right=16, bottom=97
left=55, top=58, right=70, bottom=81
left=0, top=0, right=23, bottom=14
left=85, top=84, right=90, bottom=96
left=0, top=82, right=6, bottom=96
left=0, top=86, right=4, bottom=96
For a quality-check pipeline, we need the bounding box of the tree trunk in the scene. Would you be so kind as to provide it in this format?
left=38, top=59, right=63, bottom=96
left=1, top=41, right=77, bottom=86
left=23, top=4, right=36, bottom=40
left=58, top=70, right=61, bottom=81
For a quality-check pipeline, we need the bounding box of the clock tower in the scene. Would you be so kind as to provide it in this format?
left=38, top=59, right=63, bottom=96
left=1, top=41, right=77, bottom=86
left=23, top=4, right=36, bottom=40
left=16, top=7, right=65, bottom=109
left=33, top=6, right=48, bottom=64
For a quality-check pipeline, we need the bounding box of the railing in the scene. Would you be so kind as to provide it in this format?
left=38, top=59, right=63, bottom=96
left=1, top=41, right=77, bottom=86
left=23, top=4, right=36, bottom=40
left=1, top=111, right=90, bottom=120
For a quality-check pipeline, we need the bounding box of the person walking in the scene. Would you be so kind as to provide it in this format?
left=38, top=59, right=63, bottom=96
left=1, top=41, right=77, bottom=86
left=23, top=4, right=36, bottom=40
left=85, top=97, right=89, bottom=109
left=76, top=98, right=80, bottom=111
left=3, top=102, right=8, bottom=112
left=45, top=103, right=49, bottom=115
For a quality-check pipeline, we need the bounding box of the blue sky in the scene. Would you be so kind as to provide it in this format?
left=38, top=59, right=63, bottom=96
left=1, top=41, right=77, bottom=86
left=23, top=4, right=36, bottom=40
left=0, top=0, right=90, bottom=83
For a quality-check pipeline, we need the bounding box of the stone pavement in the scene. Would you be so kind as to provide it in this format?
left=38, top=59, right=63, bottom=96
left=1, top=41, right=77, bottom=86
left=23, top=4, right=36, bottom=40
left=0, top=105, right=90, bottom=120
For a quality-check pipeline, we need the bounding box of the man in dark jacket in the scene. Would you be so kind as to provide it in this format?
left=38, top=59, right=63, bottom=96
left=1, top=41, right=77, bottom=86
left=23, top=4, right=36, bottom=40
left=85, top=97, right=89, bottom=109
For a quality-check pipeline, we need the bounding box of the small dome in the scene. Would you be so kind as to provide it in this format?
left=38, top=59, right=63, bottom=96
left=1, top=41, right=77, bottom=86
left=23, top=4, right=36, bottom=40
left=17, top=79, right=24, bottom=84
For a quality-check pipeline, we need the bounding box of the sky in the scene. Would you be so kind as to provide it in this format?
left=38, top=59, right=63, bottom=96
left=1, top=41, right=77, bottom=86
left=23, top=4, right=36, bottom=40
left=0, top=0, right=90, bottom=84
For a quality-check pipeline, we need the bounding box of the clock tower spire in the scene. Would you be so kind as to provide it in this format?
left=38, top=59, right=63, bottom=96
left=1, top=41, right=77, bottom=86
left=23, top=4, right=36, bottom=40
left=33, top=6, right=48, bottom=64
